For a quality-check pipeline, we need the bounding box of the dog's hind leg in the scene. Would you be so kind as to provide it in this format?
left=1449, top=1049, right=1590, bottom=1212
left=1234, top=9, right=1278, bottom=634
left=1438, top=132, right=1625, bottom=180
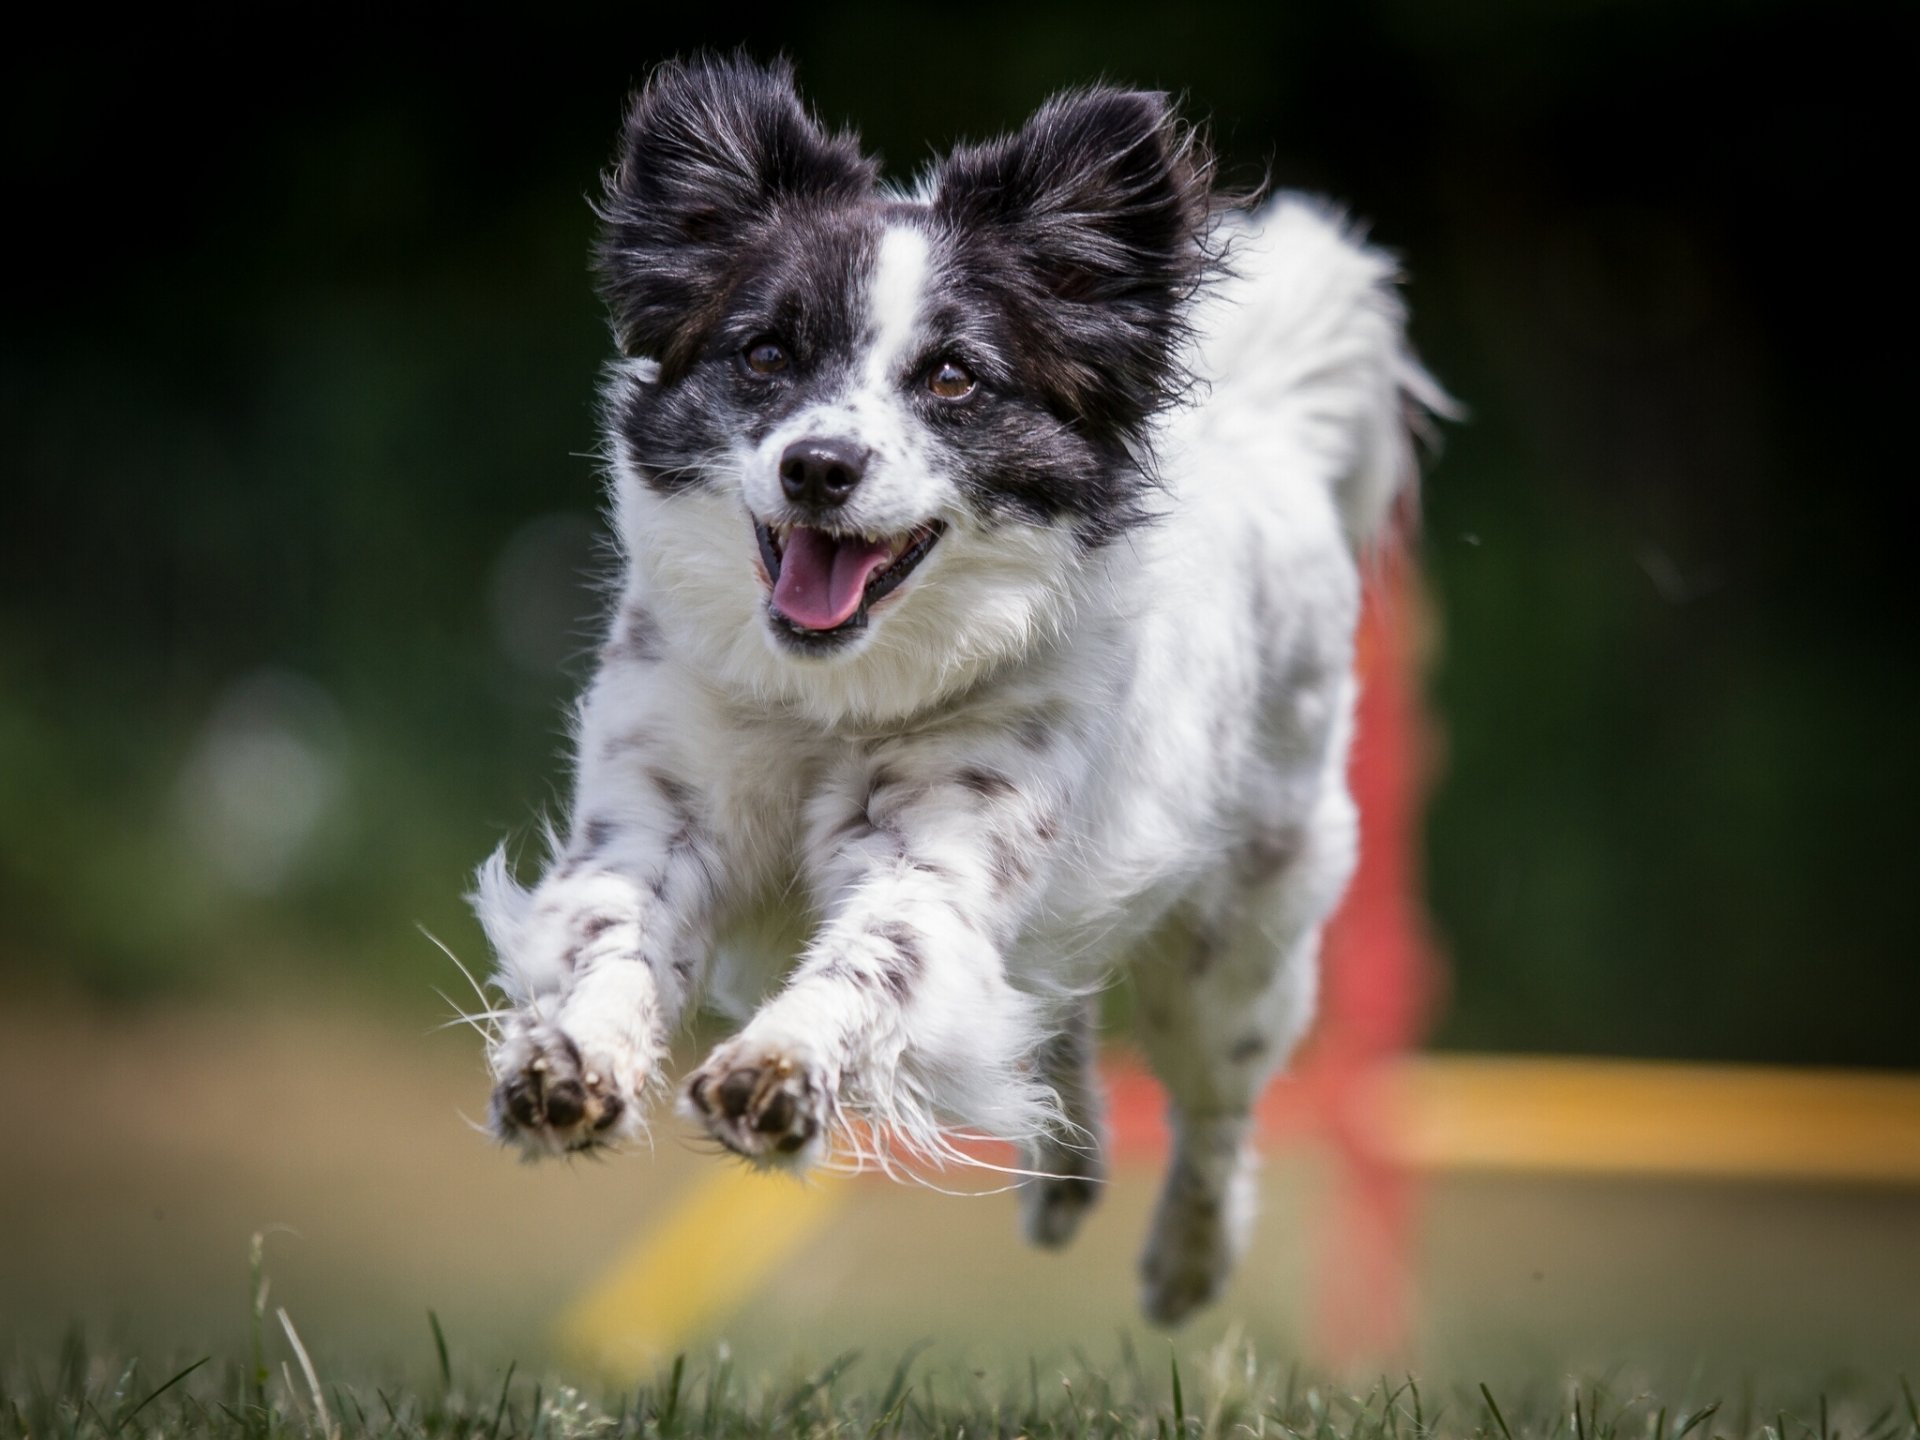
left=1019, top=996, right=1108, bottom=1249
left=1129, top=904, right=1320, bottom=1325
left=1128, top=782, right=1356, bottom=1325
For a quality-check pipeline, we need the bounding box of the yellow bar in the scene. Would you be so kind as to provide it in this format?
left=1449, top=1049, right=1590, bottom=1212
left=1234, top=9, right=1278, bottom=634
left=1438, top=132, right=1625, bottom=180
left=557, top=1058, right=1920, bottom=1364
left=1391, top=1056, right=1920, bottom=1184
left=557, top=1164, right=846, bottom=1373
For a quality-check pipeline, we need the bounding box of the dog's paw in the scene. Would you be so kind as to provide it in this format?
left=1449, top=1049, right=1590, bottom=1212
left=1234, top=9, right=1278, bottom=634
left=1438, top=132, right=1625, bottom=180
left=1020, top=1134, right=1106, bottom=1249
left=682, top=1039, right=829, bottom=1166
left=1021, top=1172, right=1102, bottom=1249
left=490, top=1022, right=647, bottom=1157
left=1137, top=1154, right=1252, bottom=1327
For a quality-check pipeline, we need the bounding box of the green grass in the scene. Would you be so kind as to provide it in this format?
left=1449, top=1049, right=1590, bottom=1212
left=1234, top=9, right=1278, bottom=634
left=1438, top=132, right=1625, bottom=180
left=6, top=1326, right=1916, bottom=1440
left=6, top=1234, right=1914, bottom=1440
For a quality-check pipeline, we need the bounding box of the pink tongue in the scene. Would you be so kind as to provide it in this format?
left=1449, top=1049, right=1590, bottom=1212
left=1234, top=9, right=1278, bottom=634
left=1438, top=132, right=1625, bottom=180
left=772, top=526, right=896, bottom=631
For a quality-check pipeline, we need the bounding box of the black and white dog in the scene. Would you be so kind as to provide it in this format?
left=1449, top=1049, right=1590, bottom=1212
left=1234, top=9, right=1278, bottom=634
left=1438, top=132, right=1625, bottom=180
left=473, top=54, right=1444, bottom=1324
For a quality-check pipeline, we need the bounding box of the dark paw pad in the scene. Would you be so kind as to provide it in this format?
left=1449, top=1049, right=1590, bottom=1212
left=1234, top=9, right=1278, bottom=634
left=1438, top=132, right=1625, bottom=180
left=684, top=1050, right=823, bottom=1162
left=493, top=1031, right=633, bottom=1154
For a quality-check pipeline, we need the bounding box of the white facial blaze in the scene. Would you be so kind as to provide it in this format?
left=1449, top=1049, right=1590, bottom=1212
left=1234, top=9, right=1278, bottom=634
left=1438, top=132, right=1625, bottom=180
left=864, top=224, right=932, bottom=387
left=748, top=222, right=941, bottom=540
left=824, top=224, right=937, bottom=535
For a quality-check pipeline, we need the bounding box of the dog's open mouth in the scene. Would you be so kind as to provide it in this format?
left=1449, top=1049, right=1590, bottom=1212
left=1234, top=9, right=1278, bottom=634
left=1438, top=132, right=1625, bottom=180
left=755, top=518, right=945, bottom=635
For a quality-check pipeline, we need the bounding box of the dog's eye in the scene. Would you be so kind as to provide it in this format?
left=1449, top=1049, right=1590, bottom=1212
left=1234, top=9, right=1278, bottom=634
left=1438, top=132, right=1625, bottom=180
left=926, top=360, right=976, bottom=400
left=740, top=339, right=789, bottom=376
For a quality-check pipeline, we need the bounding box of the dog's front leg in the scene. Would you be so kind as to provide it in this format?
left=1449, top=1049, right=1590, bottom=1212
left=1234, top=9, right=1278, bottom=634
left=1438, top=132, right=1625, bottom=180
left=684, top=755, right=1068, bottom=1169
left=477, top=757, right=721, bottom=1157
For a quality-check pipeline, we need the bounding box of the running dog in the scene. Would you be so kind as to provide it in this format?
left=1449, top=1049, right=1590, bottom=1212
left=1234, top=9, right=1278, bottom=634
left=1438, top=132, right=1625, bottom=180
left=472, top=54, right=1445, bottom=1324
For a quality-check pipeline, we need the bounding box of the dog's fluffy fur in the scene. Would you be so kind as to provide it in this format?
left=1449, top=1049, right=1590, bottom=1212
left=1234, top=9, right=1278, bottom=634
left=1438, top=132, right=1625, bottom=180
left=472, top=55, right=1445, bottom=1325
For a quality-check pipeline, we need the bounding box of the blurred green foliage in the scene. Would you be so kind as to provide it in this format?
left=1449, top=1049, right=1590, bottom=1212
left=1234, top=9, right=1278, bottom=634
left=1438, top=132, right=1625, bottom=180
left=2, top=3, right=1911, bottom=1063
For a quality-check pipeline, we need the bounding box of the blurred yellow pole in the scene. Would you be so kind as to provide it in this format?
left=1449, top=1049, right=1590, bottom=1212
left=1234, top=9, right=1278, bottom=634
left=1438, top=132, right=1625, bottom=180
left=557, top=1058, right=1920, bottom=1366
left=1393, top=1056, right=1920, bottom=1184
left=557, top=1165, right=846, bottom=1374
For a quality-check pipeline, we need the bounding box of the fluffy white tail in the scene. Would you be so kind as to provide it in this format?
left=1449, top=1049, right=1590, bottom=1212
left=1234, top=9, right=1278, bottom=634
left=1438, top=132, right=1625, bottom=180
left=1193, top=195, right=1454, bottom=551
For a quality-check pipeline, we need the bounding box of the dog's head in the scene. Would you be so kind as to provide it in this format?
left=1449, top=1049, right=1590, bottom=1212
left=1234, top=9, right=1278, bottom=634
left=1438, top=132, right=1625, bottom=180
left=593, top=55, right=1215, bottom=720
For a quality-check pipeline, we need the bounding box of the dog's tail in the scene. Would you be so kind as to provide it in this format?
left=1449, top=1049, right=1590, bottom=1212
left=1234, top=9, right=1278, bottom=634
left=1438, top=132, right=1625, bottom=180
left=1192, top=195, right=1455, bottom=552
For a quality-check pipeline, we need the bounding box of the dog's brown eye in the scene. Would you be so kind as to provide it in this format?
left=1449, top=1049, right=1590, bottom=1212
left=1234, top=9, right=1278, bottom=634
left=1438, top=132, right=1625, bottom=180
left=741, top=339, right=789, bottom=376
left=927, top=360, right=975, bottom=400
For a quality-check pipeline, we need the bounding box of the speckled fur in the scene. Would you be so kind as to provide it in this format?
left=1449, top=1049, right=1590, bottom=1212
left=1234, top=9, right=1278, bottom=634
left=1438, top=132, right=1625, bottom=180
left=471, top=55, right=1446, bottom=1326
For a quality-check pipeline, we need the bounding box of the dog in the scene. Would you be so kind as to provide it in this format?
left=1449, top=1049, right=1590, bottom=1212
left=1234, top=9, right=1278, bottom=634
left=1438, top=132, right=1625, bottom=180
left=471, top=53, right=1445, bottom=1325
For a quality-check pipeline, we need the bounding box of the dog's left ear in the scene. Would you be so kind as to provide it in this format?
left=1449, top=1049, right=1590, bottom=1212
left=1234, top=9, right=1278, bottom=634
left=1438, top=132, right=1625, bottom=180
left=934, top=88, right=1215, bottom=433
left=594, top=54, right=877, bottom=372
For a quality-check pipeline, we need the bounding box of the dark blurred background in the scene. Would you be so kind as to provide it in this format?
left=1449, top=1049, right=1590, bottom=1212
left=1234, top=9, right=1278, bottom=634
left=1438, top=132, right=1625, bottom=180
left=4, top=1, right=1912, bottom=1067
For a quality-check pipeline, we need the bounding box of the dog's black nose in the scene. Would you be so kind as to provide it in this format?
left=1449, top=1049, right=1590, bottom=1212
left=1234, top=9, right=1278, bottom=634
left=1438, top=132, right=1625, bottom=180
left=779, top=438, right=868, bottom=508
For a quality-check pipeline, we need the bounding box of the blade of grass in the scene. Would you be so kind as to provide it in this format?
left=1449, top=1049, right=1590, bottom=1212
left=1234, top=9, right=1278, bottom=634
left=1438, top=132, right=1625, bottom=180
left=702, top=1351, right=732, bottom=1434
left=1860, top=1403, right=1898, bottom=1440
left=487, top=1361, right=516, bottom=1440
left=1482, top=1384, right=1515, bottom=1440
left=786, top=1351, right=860, bottom=1417
left=876, top=1342, right=932, bottom=1428
left=1676, top=1403, right=1721, bottom=1440
left=427, top=1312, right=451, bottom=1397
left=81, top=1395, right=115, bottom=1437
left=56, top=1325, right=87, bottom=1401
left=111, top=1357, right=209, bottom=1434
left=247, top=1237, right=269, bottom=1440
left=868, top=1384, right=915, bottom=1440
left=1382, top=1376, right=1405, bottom=1440
left=662, top=1353, right=685, bottom=1431
left=278, top=1308, right=335, bottom=1440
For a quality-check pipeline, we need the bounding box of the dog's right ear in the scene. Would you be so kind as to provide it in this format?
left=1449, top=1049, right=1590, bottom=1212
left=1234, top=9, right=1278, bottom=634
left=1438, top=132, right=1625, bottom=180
left=594, top=55, right=877, bottom=374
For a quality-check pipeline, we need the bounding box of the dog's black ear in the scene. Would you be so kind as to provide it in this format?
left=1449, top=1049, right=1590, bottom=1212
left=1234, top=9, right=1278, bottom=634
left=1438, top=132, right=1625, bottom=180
left=594, top=55, right=877, bottom=371
left=934, top=88, right=1216, bottom=434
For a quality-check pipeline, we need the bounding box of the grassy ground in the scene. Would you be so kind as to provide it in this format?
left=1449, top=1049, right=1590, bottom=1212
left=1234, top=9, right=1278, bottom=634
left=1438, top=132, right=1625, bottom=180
left=5, top=1324, right=1917, bottom=1440
left=4, top=996, right=1918, bottom=1435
